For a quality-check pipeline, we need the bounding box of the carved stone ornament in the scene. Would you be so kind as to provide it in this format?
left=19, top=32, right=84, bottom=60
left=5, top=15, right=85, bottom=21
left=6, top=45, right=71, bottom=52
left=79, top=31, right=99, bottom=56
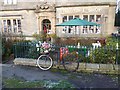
left=35, top=2, right=49, bottom=12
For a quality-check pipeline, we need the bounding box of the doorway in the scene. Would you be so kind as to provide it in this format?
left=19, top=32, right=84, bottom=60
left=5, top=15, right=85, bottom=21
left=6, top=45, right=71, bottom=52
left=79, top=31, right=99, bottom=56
left=42, top=19, right=51, bottom=34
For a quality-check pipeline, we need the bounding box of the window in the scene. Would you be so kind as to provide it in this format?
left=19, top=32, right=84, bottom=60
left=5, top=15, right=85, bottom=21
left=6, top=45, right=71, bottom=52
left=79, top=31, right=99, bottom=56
left=83, top=15, right=88, bottom=34
left=82, top=15, right=101, bottom=34
left=4, top=0, right=17, bottom=5
left=2, top=19, right=22, bottom=33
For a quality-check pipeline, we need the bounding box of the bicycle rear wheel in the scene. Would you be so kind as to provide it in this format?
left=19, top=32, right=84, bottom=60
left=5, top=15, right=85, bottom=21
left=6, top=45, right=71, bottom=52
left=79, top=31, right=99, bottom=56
left=63, top=52, right=79, bottom=72
left=37, top=55, right=53, bottom=70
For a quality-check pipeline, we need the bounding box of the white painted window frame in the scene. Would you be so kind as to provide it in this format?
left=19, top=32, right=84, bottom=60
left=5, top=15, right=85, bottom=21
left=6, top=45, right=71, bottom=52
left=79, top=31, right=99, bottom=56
left=2, top=18, right=22, bottom=33
left=4, top=0, right=17, bottom=5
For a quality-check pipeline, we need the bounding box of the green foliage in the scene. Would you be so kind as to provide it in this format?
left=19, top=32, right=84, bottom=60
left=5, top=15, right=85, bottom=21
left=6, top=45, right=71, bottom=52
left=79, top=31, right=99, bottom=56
left=49, top=34, right=57, bottom=39
left=2, top=37, right=32, bottom=61
left=78, top=54, right=92, bottom=63
left=89, top=47, right=116, bottom=64
left=106, top=37, right=118, bottom=47
left=2, top=38, right=14, bottom=60
left=32, top=32, right=47, bottom=41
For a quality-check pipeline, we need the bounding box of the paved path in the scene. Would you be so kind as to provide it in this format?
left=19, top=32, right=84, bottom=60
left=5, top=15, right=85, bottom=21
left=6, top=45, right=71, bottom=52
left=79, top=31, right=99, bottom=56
left=2, top=64, right=119, bottom=89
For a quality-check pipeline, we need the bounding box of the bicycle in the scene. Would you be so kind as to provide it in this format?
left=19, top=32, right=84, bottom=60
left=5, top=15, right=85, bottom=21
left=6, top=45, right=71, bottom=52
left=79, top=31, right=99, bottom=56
left=36, top=44, right=80, bottom=72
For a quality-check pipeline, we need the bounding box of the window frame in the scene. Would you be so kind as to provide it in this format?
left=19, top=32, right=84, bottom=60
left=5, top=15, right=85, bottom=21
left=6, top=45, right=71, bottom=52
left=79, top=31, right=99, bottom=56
left=2, top=18, right=22, bottom=33
left=82, top=14, right=101, bottom=34
left=4, top=0, right=17, bottom=5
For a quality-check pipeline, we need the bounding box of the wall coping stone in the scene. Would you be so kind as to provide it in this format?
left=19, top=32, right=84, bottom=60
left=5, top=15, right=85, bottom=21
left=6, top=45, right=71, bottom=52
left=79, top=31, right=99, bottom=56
left=13, top=58, right=119, bottom=75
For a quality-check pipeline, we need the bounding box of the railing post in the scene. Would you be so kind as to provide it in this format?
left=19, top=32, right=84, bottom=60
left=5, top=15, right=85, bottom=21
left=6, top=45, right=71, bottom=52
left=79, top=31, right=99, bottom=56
left=14, top=43, right=17, bottom=58
left=116, top=43, right=119, bottom=64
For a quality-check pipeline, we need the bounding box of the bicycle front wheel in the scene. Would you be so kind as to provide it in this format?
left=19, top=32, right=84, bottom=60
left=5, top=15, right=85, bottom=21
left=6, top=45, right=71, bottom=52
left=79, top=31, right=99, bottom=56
left=63, top=52, right=79, bottom=72
left=37, top=55, right=53, bottom=70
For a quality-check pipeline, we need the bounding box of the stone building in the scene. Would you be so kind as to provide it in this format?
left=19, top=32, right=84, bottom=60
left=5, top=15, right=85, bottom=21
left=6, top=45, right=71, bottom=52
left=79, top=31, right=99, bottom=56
left=0, top=0, right=116, bottom=39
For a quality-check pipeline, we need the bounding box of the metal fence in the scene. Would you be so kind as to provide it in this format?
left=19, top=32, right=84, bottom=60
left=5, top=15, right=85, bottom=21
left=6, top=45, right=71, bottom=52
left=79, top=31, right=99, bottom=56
left=13, top=42, right=119, bottom=64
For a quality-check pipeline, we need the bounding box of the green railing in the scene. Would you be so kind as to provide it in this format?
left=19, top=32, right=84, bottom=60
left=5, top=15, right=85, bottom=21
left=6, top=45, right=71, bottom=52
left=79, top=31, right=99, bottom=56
left=13, top=42, right=119, bottom=64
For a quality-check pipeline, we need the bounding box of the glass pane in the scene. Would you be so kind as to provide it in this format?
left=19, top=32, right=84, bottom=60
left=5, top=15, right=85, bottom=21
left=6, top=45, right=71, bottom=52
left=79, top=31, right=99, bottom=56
left=83, top=15, right=88, bottom=21
left=13, top=19, right=16, bottom=25
left=13, top=27, right=17, bottom=33
left=63, top=16, right=67, bottom=22
left=89, top=26, right=94, bottom=33
left=63, top=26, right=67, bottom=33
left=8, top=0, right=12, bottom=4
left=13, top=0, right=17, bottom=4
left=89, top=15, right=94, bottom=22
left=3, top=20, right=6, bottom=26
left=7, top=20, right=11, bottom=25
left=7, top=20, right=12, bottom=32
left=96, top=15, right=101, bottom=22
left=3, top=20, right=7, bottom=32
left=75, top=15, right=79, bottom=18
left=13, top=19, right=17, bottom=33
left=18, top=19, right=21, bottom=31
left=4, top=0, right=7, bottom=4
left=83, top=26, right=88, bottom=34
left=95, top=26, right=101, bottom=33
left=69, top=16, right=73, bottom=20
left=18, top=20, right=21, bottom=27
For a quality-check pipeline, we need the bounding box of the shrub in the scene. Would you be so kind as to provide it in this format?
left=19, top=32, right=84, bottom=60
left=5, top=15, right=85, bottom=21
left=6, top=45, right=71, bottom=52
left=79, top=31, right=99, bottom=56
left=32, top=32, right=47, bottom=41
left=2, top=38, right=14, bottom=60
left=2, top=37, right=31, bottom=61
left=89, top=47, right=116, bottom=64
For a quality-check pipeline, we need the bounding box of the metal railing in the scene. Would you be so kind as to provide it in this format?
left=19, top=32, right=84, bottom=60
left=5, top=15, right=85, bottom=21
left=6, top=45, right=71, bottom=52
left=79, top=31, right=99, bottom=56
left=13, top=42, right=119, bottom=64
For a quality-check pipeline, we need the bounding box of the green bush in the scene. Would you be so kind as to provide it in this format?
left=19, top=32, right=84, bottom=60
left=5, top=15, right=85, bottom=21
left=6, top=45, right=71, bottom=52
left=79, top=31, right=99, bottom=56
left=89, top=47, right=116, bottom=64
left=2, top=38, right=14, bottom=60
left=2, top=38, right=31, bottom=61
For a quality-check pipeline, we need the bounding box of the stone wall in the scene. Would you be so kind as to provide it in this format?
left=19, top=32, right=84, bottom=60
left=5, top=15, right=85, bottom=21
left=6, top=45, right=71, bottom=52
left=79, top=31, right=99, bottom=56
left=14, top=58, right=119, bottom=75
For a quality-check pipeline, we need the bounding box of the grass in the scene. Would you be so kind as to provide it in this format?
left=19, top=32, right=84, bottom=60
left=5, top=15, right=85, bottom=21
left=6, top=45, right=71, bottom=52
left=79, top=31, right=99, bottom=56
left=3, top=78, right=75, bottom=89
left=50, top=68, right=69, bottom=75
left=3, top=78, right=44, bottom=88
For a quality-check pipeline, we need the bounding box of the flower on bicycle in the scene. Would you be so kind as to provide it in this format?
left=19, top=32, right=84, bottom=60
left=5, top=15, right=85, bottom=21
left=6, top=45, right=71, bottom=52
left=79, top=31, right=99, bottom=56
left=42, top=41, right=50, bottom=49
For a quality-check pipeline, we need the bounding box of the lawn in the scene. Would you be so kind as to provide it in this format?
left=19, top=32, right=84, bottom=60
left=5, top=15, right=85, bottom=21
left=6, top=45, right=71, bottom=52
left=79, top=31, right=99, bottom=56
left=2, top=78, right=75, bottom=89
